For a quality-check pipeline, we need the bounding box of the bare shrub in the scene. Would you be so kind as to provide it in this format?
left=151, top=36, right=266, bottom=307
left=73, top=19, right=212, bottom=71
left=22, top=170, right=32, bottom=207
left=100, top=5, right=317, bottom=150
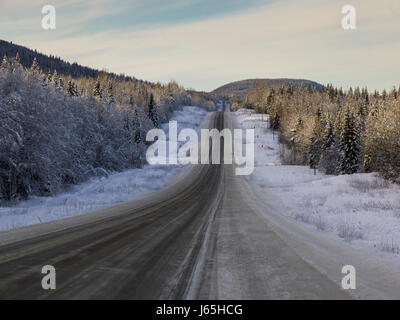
left=299, top=198, right=313, bottom=209
left=293, top=209, right=327, bottom=231
left=293, top=211, right=312, bottom=223
left=349, top=175, right=389, bottom=193
left=327, top=207, right=343, bottom=215
left=395, top=199, right=400, bottom=217
left=313, top=215, right=327, bottom=231
left=377, top=239, right=400, bottom=254
left=299, top=194, right=327, bottom=208
left=361, top=200, right=393, bottom=211
left=337, top=221, right=364, bottom=242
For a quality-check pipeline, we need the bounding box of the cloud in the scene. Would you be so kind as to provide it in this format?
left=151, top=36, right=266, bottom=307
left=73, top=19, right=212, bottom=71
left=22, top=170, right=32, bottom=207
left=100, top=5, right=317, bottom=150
left=2, top=0, right=400, bottom=91
left=0, top=0, right=122, bottom=35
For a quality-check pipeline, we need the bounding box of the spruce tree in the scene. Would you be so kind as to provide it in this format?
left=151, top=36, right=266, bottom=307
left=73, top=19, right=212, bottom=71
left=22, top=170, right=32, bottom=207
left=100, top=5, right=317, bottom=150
left=319, top=120, right=341, bottom=175
left=148, top=93, right=158, bottom=127
left=73, top=83, right=79, bottom=97
left=30, top=57, right=39, bottom=73
left=67, top=80, right=75, bottom=96
left=52, top=70, right=59, bottom=87
left=309, top=108, right=324, bottom=174
left=270, top=112, right=280, bottom=130
left=322, top=120, right=335, bottom=150
left=309, top=136, right=320, bottom=175
left=266, top=89, right=274, bottom=113
left=107, top=82, right=115, bottom=104
left=340, top=109, right=361, bottom=174
left=46, top=72, right=52, bottom=83
left=1, top=54, right=8, bottom=69
left=134, top=108, right=142, bottom=144
left=93, top=81, right=102, bottom=99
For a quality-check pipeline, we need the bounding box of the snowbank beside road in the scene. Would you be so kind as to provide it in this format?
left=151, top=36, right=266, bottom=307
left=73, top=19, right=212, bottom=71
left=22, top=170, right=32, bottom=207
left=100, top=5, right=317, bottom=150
left=234, top=109, right=400, bottom=265
left=0, top=106, right=209, bottom=231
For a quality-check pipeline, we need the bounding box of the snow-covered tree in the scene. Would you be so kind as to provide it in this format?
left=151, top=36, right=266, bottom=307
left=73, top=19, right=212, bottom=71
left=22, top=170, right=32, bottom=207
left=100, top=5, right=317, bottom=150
left=319, top=121, right=341, bottom=175
left=148, top=93, right=159, bottom=127
left=1, top=55, right=8, bottom=69
left=93, top=81, right=102, bottom=99
left=107, top=81, right=115, bottom=104
left=67, top=80, right=77, bottom=96
left=0, top=49, right=211, bottom=201
left=30, top=57, right=39, bottom=73
left=340, top=110, right=361, bottom=174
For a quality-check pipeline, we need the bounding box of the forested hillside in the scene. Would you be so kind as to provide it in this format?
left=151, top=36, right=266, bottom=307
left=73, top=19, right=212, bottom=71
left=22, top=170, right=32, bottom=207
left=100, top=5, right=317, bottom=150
left=233, top=83, right=400, bottom=183
left=213, top=78, right=323, bottom=96
left=0, top=40, right=106, bottom=79
left=0, top=53, right=215, bottom=202
left=214, top=78, right=323, bottom=111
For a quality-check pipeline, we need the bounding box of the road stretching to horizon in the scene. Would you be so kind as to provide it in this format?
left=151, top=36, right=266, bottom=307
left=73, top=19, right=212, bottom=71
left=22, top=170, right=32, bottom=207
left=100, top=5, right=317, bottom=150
left=0, top=110, right=352, bottom=300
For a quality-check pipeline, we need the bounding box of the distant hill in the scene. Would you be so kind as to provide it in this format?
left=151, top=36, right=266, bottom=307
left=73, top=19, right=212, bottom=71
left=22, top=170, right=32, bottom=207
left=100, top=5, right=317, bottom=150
left=212, top=78, right=324, bottom=96
left=0, top=39, right=136, bottom=81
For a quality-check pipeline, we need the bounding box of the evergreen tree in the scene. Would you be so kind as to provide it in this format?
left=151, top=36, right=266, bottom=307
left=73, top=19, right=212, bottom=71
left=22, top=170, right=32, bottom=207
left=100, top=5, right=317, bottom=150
left=93, top=81, right=102, bottom=99
left=327, top=85, right=336, bottom=101
left=340, top=109, right=361, bottom=174
left=354, top=87, right=361, bottom=100
left=265, top=89, right=274, bottom=113
left=1, top=54, right=8, bottom=69
left=73, top=83, right=79, bottom=97
left=134, top=108, right=142, bottom=144
left=52, top=70, right=59, bottom=87
left=46, top=71, right=52, bottom=83
left=309, top=136, right=320, bottom=175
left=322, top=120, right=335, bottom=150
left=308, top=108, right=324, bottom=174
left=107, top=82, right=115, bottom=104
left=67, top=80, right=75, bottom=96
left=270, top=112, right=280, bottom=130
left=148, top=93, right=158, bottom=127
left=319, top=121, right=341, bottom=175
left=30, top=57, right=39, bottom=73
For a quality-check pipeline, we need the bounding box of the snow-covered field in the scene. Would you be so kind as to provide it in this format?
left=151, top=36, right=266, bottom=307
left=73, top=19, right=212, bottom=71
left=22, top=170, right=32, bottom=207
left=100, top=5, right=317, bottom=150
left=234, top=109, right=400, bottom=263
left=0, top=106, right=209, bottom=231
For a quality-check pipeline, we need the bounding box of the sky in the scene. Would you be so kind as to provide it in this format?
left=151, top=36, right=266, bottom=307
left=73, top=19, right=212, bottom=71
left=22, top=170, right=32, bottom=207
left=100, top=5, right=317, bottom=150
left=1, top=0, right=400, bottom=92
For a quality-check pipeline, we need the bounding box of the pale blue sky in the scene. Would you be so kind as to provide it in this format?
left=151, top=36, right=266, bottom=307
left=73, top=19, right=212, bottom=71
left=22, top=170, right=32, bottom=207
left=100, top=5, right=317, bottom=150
left=1, top=0, right=400, bottom=91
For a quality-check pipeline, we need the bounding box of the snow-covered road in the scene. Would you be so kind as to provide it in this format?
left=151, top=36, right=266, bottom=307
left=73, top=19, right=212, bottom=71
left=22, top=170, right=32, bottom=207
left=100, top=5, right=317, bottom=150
left=0, top=111, right=352, bottom=299
left=0, top=109, right=399, bottom=299
left=233, top=109, right=400, bottom=299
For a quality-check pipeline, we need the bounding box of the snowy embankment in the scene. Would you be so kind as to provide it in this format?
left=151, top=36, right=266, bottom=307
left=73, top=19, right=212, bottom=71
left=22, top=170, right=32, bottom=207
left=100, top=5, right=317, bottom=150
left=234, top=109, right=400, bottom=265
left=0, top=106, right=209, bottom=231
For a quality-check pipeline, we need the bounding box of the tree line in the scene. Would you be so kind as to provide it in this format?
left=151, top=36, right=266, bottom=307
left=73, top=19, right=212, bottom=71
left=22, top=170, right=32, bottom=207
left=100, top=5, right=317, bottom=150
left=232, top=80, right=400, bottom=183
left=0, top=54, right=215, bottom=201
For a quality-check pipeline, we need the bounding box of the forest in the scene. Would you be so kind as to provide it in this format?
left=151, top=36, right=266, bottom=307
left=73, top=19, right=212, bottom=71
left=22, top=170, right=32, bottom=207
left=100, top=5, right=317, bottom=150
left=231, top=80, right=400, bottom=183
left=0, top=53, right=215, bottom=202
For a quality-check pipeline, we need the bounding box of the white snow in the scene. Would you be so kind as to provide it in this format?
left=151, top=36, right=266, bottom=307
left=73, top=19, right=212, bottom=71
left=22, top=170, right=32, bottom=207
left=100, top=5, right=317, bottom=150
left=233, top=108, right=400, bottom=265
left=0, top=106, right=209, bottom=231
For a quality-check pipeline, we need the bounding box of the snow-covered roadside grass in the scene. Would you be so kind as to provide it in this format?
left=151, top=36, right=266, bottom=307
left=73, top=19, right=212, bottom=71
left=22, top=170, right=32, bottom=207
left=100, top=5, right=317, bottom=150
left=0, top=106, right=209, bottom=231
left=234, top=109, right=400, bottom=263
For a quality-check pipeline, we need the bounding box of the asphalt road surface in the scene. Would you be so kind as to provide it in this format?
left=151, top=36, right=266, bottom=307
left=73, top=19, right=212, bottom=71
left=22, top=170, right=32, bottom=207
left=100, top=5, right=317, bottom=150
left=0, top=111, right=352, bottom=300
